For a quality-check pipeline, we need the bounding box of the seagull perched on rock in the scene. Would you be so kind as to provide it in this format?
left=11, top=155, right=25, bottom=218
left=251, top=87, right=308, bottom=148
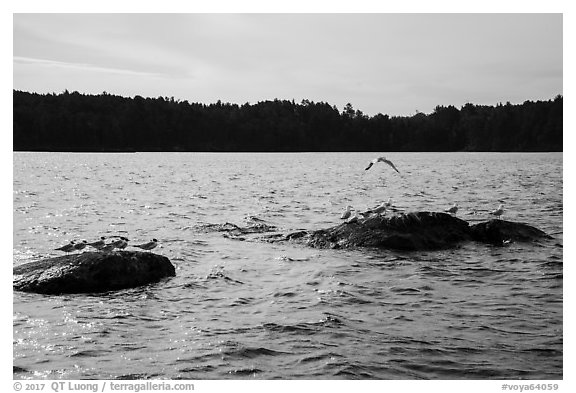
left=133, top=239, right=158, bottom=251
left=360, top=202, right=387, bottom=217
left=346, top=213, right=360, bottom=224
left=117, top=237, right=129, bottom=250
left=340, top=205, right=353, bottom=219
left=87, top=237, right=107, bottom=250
left=445, top=203, right=458, bottom=215
left=371, top=203, right=388, bottom=216
left=99, top=243, right=116, bottom=253
left=55, top=241, right=76, bottom=254
left=73, top=240, right=88, bottom=251
left=490, top=204, right=504, bottom=219
left=385, top=197, right=393, bottom=208
left=109, top=237, right=129, bottom=250
left=365, top=156, right=400, bottom=173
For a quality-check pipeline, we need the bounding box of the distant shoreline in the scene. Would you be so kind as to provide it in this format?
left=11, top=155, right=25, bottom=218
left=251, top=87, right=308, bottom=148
left=14, top=90, right=563, bottom=153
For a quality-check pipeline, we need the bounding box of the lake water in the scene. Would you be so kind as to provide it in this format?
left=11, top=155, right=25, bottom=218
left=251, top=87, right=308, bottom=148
left=13, top=152, right=563, bottom=380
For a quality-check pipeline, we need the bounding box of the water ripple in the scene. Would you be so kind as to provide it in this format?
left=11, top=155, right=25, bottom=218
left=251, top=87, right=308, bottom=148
left=13, top=152, right=563, bottom=380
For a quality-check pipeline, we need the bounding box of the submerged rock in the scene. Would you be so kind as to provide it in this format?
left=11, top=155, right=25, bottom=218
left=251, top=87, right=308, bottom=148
left=275, top=212, right=550, bottom=251
left=194, top=221, right=278, bottom=241
left=13, top=251, right=175, bottom=295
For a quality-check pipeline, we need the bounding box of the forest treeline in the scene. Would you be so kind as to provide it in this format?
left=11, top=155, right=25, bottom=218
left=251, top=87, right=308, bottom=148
left=13, top=90, right=562, bottom=152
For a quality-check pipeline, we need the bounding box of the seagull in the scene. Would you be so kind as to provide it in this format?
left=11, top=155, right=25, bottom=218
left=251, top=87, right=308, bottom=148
left=372, top=203, right=387, bottom=215
left=73, top=240, right=88, bottom=251
left=360, top=202, right=387, bottom=217
left=99, top=243, right=116, bottom=253
left=109, top=237, right=129, bottom=250
left=133, top=239, right=158, bottom=251
left=87, top=237, right=107, bottom=250
left=117, top=237, right=129, bottom=250
left=490, top=204, right=504, bottom=219
left=346, top=213, right=360, bottom=224
left=55, top=241, right=76, bottom=254
left=385, top=197, right=393, bottom=208
left=365, top=156, right=400, bottom=173
left=340, top=205, right=353, bottom=219
left=445, top=203, right=458, bottom=215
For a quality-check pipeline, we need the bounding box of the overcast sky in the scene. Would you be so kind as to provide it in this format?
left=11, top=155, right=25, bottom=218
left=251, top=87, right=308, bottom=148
left=13, top=13, right=562, bottom=116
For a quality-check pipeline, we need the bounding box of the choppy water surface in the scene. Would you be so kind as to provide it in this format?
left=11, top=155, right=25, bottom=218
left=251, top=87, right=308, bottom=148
left=13, top=152, right=562, bottom=379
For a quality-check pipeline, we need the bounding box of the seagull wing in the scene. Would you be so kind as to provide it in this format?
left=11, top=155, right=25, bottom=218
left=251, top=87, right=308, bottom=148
left=383, top=159, right=400, bottom=173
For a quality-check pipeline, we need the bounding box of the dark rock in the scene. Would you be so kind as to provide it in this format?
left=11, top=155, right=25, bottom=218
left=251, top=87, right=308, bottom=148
left=297, top=212, right=473, bottom=251
left=13, top=251, right=175, bottom=295
left=13, top=366, right=28, bottom=374
left=470, top=219, right=552, bottom=245
left=278, top=212, right=551, bottom=251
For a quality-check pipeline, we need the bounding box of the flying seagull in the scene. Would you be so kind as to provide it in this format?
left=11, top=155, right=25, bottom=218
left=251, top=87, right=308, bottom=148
left=365, top=157, right=400, bottom=173
left=133, top=239, right=158, bottom=251
left=490, top=204, right=504, bottom=219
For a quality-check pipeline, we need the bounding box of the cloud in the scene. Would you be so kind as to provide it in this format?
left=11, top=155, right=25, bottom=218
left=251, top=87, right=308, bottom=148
left=13, top=13, right=563, bottom=116
left=13, top=56, right=168, bottom=78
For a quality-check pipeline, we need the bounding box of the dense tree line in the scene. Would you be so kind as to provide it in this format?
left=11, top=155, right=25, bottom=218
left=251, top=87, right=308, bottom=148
left=13, top=90, right=562, bottom=152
